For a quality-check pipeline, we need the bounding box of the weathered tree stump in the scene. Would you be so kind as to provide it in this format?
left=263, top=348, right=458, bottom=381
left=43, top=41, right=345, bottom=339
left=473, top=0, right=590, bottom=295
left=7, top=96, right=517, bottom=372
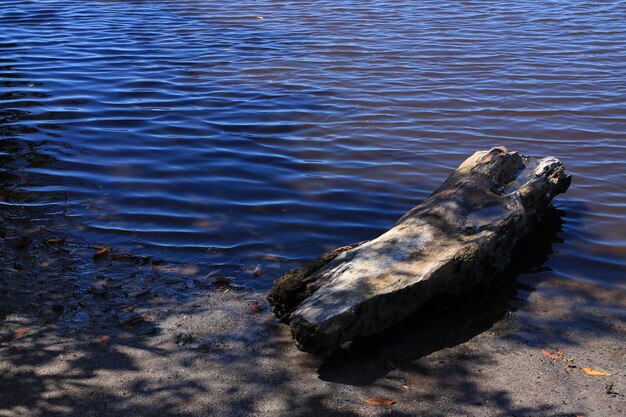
left=268, top=147, right=570, bottom=354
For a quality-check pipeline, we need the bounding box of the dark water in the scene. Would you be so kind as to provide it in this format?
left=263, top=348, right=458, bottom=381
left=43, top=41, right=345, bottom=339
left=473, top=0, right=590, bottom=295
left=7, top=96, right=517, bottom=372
left=1, top=0, right=625, bottom=290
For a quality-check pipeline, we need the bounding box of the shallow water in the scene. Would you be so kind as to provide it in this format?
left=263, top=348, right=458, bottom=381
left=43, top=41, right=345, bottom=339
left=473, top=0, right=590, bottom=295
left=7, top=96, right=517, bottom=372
left=1, top=0, right=625, bottom=290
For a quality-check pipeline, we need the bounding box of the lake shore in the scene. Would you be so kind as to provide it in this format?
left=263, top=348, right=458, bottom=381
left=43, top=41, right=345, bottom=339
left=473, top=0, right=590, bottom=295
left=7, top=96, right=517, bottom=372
left=1, top=213, right=624, bottom=417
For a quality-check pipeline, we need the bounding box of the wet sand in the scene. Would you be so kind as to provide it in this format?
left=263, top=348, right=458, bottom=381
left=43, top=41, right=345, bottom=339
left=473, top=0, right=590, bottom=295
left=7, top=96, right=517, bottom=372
left=1, top=216, right=624, bottom=417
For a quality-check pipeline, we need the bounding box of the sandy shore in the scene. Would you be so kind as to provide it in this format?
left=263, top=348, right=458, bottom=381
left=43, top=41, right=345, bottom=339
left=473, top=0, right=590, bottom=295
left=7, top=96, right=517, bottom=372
left=1, top=216, right=624, bottom=417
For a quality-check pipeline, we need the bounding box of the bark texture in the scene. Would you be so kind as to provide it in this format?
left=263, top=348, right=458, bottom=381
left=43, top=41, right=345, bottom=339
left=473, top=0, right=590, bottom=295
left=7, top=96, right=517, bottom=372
left=267, top=147, right=571, bottom=354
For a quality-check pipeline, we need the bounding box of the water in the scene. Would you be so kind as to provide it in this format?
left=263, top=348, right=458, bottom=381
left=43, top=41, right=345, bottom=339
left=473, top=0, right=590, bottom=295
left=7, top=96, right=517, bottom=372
left=1, top=0, right=625, bottom=290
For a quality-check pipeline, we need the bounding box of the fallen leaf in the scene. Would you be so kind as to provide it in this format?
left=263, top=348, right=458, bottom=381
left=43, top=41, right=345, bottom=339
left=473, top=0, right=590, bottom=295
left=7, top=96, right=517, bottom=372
left=364, top=397, right=396, bottom=406
left=96, top=335, right=110, bottom=344
left=541, top=348, right=562, bottom=360
left=112, top=253, right=137, bottom=261
left=248, top=301, right=264, bottom=314
left=93, top=246, right=111, bottom=259
left=253, top=265, right=263, bottom=277
left=583, top=367, right=611, bottom=376
left=14, top=328, right=29, bottom=340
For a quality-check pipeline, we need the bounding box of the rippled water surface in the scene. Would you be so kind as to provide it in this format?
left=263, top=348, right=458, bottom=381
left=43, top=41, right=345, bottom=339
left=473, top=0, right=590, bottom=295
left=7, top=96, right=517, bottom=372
left=1, top=0, right=625, bottom=289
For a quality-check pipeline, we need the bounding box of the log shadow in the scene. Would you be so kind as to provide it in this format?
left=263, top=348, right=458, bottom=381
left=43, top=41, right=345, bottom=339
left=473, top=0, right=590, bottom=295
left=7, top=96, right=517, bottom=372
left=317, top=206, right=566, bottom=385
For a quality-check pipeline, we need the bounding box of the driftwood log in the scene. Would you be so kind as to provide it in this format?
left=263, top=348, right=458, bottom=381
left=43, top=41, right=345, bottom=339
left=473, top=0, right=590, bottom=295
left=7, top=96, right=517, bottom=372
left=267, top=147, right=570, bottom=354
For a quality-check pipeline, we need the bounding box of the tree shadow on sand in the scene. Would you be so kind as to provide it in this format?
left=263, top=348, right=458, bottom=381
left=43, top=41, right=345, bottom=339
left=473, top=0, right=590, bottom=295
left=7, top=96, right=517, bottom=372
left=2, top=194, right=624, bottom=417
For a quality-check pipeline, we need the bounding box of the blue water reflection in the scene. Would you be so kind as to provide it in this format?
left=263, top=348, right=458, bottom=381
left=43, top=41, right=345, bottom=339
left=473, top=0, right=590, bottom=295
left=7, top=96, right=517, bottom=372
left=1, top=0, right=625, bottom=289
